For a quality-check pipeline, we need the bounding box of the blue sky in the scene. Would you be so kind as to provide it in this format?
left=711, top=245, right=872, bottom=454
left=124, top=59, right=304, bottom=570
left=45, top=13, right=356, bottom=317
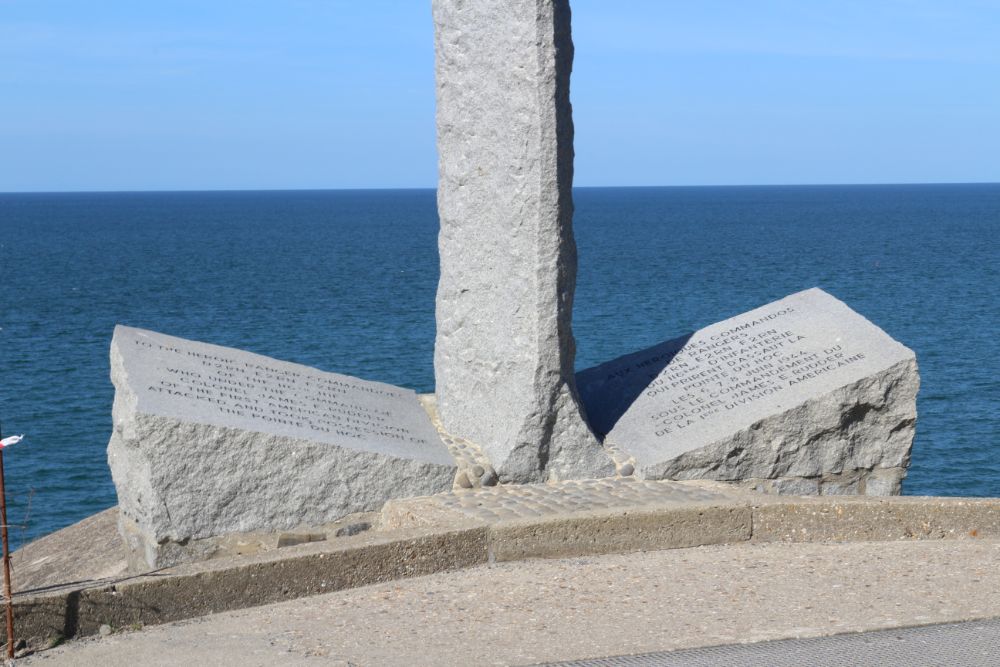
left=2, top=0, right=998, bottom=191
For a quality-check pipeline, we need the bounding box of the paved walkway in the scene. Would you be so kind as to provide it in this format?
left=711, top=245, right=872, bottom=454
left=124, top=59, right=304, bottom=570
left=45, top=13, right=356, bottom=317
left=20, top=538, right=1000, bottom=666
left=545, top=619, right=1000, bottom=666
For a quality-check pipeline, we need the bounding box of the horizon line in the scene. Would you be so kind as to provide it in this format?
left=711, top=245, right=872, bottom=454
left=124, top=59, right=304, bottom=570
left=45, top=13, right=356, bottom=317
left=2, top=180, right=999, bottom=196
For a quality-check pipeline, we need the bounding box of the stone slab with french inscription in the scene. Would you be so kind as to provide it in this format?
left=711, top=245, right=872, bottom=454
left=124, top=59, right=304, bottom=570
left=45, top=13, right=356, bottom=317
left=577, top=288, right=918, bottom=489
left=107, top=325, right=456, bottom=569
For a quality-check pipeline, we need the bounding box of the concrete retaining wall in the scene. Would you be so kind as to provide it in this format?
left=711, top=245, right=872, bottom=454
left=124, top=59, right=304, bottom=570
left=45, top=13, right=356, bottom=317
left=6, top=495, right=1000, bottom=647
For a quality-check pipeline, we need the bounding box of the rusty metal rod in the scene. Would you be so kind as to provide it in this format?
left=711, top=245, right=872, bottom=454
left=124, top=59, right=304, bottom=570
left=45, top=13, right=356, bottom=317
left=0, top=421, right=14, bottom=659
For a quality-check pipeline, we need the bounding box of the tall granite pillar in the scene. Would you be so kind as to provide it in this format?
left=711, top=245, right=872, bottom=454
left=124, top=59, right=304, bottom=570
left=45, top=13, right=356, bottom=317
left=432, top=0, right=613, bottom=482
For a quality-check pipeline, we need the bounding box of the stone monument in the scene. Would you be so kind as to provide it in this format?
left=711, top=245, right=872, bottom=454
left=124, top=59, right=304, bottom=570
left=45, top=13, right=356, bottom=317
left=104, top=1, right=922, bottom=572
left=108, top=326, right=456, bottom=568
left=577, top=289, right=919, bottom=495
left=432, top=0, right=613, bottom=483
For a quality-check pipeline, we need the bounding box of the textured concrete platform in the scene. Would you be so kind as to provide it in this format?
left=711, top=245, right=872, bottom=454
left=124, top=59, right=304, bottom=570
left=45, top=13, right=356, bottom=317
left=19, top=540, right=1000, bottom=666
left=7, top=481, right=1000, bottom=658
left=381, top=478, right=741, bottom=528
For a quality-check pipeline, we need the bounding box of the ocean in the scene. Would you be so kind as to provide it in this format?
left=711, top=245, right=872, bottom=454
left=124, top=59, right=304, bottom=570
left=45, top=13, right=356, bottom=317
left=1, top=184, right=998, bottom=545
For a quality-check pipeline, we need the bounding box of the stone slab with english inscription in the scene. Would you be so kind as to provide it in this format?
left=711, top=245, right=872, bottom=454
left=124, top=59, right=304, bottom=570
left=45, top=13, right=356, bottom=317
left=107, top=325, right=456, bottom=569
left=577, top=288, right=918, bottom=489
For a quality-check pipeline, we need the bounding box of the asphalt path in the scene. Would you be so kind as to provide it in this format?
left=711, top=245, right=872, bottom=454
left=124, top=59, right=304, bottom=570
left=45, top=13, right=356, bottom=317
left=544, top=619, right=1000, bottom=666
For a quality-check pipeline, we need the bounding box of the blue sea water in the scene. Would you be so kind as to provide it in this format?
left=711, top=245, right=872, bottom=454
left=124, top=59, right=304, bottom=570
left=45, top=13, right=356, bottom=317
left=1, top=184, right=998, bottom=545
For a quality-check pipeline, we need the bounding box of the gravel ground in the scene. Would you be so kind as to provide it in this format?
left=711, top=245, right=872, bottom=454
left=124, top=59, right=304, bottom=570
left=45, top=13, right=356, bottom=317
left=21, top=539, right=1000, bottom=666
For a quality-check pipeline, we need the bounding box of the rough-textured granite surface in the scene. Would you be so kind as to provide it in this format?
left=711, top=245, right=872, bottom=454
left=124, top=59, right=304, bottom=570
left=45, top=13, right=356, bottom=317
left=107, top=326, right=456, bottom=569
left=578, top=289, right=919, bottom=492
left=432, top=0, right=612, bottom=483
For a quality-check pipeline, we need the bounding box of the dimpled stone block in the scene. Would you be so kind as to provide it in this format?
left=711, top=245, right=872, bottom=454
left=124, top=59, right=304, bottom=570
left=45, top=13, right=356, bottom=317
left=381, top=478, right=746, bottom=530
left=432, top=0, right=613, bottom=483
left=108, top=326, right=456, bottom=569
left=577, top=289, right=919, bottom=491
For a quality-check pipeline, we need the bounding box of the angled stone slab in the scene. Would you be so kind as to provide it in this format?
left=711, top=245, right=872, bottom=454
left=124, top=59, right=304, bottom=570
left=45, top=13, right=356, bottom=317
left=108, top=325, right=456, bottom=569
left=432, top=0, right=612, bottom=483
left=577, top=289, right=918, bottom=493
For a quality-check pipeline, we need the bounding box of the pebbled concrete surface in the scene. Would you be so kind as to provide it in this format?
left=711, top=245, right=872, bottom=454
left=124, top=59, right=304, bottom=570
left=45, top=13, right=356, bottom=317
left=21, top=539, right=1000, bottom=666
left=11, top=508, right=127, bottom=595
left=382, top=478, right=740, bottom=529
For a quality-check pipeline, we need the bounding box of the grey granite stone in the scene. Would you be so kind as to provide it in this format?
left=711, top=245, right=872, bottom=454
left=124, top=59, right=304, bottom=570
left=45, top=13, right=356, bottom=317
left=432, top=0, right=612, bottom=483
left=107, top=325, right=456, bottom=569
left=821, top=477, right=863, bottom=496
left=334, top=522, right=372, bottom=538
left=768, top=477, right=822, bottom=496
left=480, top=469, right=499, bottom=487
left=865, top=467, right=905, bottom=496
left=577, top=288, right=919, bottom=489
left=417, top=394, right=500, bottom=490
